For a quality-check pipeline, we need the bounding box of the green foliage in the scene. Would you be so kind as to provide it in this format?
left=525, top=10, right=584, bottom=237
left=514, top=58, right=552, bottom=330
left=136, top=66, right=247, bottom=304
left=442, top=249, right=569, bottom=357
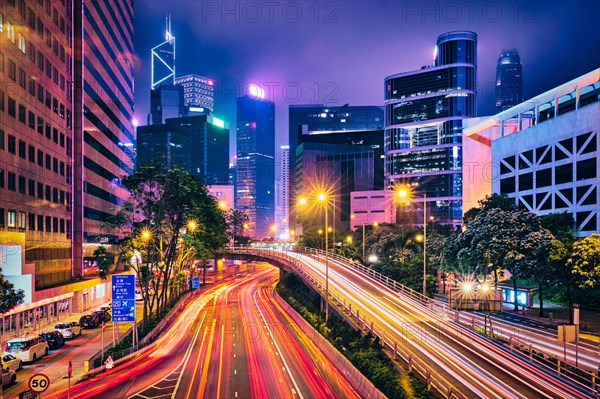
left=277, top=273, right=433, bottom=399
left=462, top=193, right=516, bottom=225
left=93, top=245, right=115, bottom=280
left=226, top=209, right=252, bottom=246
left=568, top=233, right=600, bottom=288
left=0, top=269, right=25, bottom=314
left=540, top=212, right=575, bottom=239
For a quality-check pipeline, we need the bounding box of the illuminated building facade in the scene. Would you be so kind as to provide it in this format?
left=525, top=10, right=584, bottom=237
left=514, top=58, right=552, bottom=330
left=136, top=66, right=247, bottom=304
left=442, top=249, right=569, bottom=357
left=149, top=84, right=184, bottom=125
left=136, top=115, right=229, bottom=185
left=174, top=74, right=214, bottom=114
left=384, top=31, right=477, bottom=226
left=236, top=89, right=275, bottom=239
left=464, top=69, right=600, bottom=236
left=288, top=104, right=384, bottom=229
left=151, top=18, right=175, bottom=89
left=275, top=145, right=290, bottom=239
left=495, top=49, right=523, bottom=112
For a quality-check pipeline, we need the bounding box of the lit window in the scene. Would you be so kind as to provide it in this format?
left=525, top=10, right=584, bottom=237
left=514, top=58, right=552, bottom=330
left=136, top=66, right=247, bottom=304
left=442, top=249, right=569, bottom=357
left=6, top=21, right=15, bottom=43
left=7, top=210, right=16, bottom=228
left=17, top=33, right=26, bottom=53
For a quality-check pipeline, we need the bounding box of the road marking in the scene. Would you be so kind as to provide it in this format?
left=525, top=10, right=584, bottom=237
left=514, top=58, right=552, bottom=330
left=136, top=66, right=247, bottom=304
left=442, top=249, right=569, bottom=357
left=216, top=324, right=225, bottom=399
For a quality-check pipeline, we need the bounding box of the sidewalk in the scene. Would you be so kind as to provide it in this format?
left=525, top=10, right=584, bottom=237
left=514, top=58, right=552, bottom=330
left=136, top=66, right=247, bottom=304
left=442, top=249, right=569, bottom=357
left=2, top=302, right=144, bottom=399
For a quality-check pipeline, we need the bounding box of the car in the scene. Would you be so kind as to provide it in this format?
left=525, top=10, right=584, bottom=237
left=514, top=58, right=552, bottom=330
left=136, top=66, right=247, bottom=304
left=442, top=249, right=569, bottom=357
left=79, top=314, right=100, bottom=329
left=1, top=354, right=23, bottom=372
left=3, top=336, right=49, bottom=363
left=39, top=331, right=65, bottom=350
left=93, top=310, right=110, bottom=323
left=135, top=289, right=143, bottom=301
left=99, top=305, right=112, bottom=314
left=1, top=368, right=16, bottom=388
left=55, top=322, right=82, bottom=339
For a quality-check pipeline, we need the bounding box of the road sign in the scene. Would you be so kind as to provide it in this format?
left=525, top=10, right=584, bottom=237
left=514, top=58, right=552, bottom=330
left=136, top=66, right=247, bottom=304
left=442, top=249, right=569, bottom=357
left=111, top=275, right=136, bottom=322
left=192, top=277, right=200, bottom=289
left=28, top=374, right=50, bottom=393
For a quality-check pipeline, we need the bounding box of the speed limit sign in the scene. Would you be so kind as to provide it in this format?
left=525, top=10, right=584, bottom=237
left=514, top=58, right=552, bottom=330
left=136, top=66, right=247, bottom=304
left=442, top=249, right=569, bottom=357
left=28, top=373, right=50, bottom=393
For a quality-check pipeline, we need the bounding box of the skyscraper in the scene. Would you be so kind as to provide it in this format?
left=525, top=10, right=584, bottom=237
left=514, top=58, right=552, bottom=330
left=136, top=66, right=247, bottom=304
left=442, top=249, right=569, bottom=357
left=74, top=0, right=135, bottom=273
left=495, top=49, right=523, bottom=112
left=149, top=84, right=185, bottom=125
left=384, top=31, right=477, bottom=226
left=136, top=115, right=230, bottom=185
left=236, top=86, right=275, bottom=239
left=275, top=145, right=290, bottom=238
left=174, top=74, right=215, bottom=113
left=151, top=17, right=175, bottom=89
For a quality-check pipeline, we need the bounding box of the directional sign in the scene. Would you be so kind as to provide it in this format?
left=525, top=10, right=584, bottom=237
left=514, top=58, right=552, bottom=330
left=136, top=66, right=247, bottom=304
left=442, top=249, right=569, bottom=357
left=192, top=277, right=200, bottom=289
left=111, top=275, right=136, bottom=322
left=28, top=374, right=50, bottom=393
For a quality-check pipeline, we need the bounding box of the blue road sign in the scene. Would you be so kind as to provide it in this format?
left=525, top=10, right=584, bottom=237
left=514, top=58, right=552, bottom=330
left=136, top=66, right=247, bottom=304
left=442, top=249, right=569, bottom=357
left=111, top=275, right=136, bottom=322
left=192, top=277, right=200, bottom=289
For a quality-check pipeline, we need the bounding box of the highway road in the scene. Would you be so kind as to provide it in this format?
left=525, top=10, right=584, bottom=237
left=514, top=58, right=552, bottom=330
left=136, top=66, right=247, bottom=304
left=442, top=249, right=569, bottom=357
left=43, top=265, right=362, bottom=399
left=251, top=248, right=596, bottom=399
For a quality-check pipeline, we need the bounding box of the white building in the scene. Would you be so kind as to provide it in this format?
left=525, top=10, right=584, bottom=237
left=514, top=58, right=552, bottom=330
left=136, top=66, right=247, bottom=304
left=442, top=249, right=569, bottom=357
left=275, top=146, right=290, bottom=239
left=463, top=68, right=600, bottom=236
left=207, top=185, right=235, bottom=211
left=350, top=190, right=397, bottom=230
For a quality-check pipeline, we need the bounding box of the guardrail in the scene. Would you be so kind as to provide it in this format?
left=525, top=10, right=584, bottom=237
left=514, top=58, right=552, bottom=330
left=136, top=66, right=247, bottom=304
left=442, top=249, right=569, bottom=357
left=226, top=246, right=599, bottom=397
left=226, top=246, right=465, bottom=399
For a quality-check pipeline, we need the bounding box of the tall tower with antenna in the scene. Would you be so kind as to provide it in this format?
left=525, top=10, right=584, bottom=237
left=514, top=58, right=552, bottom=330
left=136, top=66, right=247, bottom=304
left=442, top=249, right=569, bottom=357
left=151, top=13, right=175, bottom=89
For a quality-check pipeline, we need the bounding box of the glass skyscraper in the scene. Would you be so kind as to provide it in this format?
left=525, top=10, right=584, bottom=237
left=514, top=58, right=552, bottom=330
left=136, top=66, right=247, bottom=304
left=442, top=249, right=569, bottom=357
left=495, top=49, right=523, bottom=112
left=236, top=94, right=275, bottom=239
left=384, top=31, right=477, bottom=225
left=174, top=74, right=215, bottom=113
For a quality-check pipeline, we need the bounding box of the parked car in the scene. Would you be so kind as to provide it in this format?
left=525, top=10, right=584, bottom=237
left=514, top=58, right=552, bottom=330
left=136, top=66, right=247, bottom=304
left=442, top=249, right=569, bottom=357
left=1, top=354, right=23, bottom=372
left=3, top=336, right=49, bottom=363
left=93, top=310, right=110, bottom=323
left=99, top=305, right=112, bottom=314
left=79, top=314, right=99, bottom=329
left=135, top=289, right=143, bottom=301
left=55, top=322, right=82, bottom=339
left=39, top=331, right=65, bottom=350
left=1, top=368, right=16, bottom=388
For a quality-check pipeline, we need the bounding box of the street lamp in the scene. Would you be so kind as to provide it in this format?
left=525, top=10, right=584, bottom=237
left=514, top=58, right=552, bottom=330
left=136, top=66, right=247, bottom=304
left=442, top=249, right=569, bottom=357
left=396, top=185, right=428, bottom=297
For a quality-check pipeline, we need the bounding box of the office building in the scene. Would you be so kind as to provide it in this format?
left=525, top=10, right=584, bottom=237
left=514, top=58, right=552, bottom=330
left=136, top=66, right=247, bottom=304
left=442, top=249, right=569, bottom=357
left=288, top=104, right=384, bottom=229
left=148, top=84, right=185, bottom=125
left=384, top=31, right=477, bottom=226
left=0, top=1, right=134, bottom=317
left=151, top=18, right=175, bottom=89
left=208, top=185, right=235, bottom=210
left=495, top=49, right=523, bottom=112
left=236, top=87, right=275, bottom=239
left=274, top=145, right=290, bottom=239
left=136, top=115, right=229, bottom=185
left=350, top=191, right=397, bottom=230
left=295, top=129, right=385, bottom=231
left=174, top=74, right=214, bottom=114
left=463, top=68, right=599, bottom=236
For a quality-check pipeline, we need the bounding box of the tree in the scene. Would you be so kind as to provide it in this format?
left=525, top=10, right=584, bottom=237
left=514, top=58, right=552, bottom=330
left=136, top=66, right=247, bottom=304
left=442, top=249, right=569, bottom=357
left=105, top=164, right=229, bottom=329
left=569, top=233, right=600, bottom=289
left=226, top=209, right=251, bottom=246
left=540, top=212, right=575, bottom=239
left=93, top=245, right=115, bottom=280
left=548, top=236, right=578, bottom=323
left=0, top=270, right=25, bottom=315
left=463, top=193, right=516, bottom=225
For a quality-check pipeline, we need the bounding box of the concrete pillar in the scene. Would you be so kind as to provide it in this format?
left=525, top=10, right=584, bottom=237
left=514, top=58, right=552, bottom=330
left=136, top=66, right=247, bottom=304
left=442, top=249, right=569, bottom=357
left=500, top=119, right=505, bottom=137
left=575, top=86, right=581, bottom=110
left=554, top=95, right=559, bottom=118
left=518, top=112, right=522, bottom=131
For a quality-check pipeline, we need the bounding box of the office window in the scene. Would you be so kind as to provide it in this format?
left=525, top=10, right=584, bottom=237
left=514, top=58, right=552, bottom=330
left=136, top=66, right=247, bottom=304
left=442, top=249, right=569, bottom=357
left=8, top=172, right=16, bottom=191
left=60, top=218, right=65, bottom=233
left=53, top=98, right=58, bottom=114
left=8, top=97, right=16, bottom=117
left=37, top=150, right=43, bottom=166
left=37, top=182, right=43, bottom=199
left=38, top=84, right=44, bottom=102
left=8, top=59, right=16, bottom=80
left=28, top=111, right=35, bottom=129
left=0, top=209, right=4, bottom=227
left=29, top=213, right=35, bottom=230
left=52, top=187, right=58, bottom=202
left=60, top=132, right=65, bottom=147
left=37, top=214, right=43, bottom=231
left=37, top=51, right=44, bottom=70
left=28, top=8, right=35, bottom=28
left=0, top=51, right=4, bottom=73
left=53, top=217, right=58, bottom=232
left=18, top=175, right=26, bottom=194
left=6, top=21, right=15, bottom=43
left=45, top=60, right=51, bottom=78
left=0, top=89, right=4, bottom=111
left=17, top=33, right=26, bottom=53
left=59, top=103, right=64, bottom=119
left=18, top=104, right=26, bottom=123
left=577, top=158, right=597, bottom=180
left=28, top=76, right=35, bottom=95
left=45, top=154, right=51, bottom=170
left=28, top=145, right=35, bottom=162
left=45, top=90, right=51, bottom=108
left=0, top=169, right=3, bottom=188
left=7, top=210, right=16, bottom=228
left=0, top=130, right=4, bottom=150
left=53, top=157, right=58, bottom=173
left=18, top=140, right=25, bottom=158
left=28, top=43, right=35, bottom=62
left=45, top=185, right=50, bottom=201
left=8, top=135, right=16, bottom=154
left=45, top=28, right=51, bottom=47
left=37, top=117, right=43, bottom=134
left=18, top=68, right=26, bottom=88
left=37, top=18, right=43, bottom=37
left=45, top=216, right=51, bottom=232
left=28, top=179, right=35, bottom=196
left=60, top=190, right=65, bottom=204
left=60, top=161, right=65, bottom=176
left=53, top=128, right=58, bottom=143
left=18, top=211, right=26, bottom=229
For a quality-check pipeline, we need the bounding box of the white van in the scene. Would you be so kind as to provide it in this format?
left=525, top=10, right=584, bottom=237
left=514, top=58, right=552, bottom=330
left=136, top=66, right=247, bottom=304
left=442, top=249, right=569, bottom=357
left=3, top=336, right=49, bottom=363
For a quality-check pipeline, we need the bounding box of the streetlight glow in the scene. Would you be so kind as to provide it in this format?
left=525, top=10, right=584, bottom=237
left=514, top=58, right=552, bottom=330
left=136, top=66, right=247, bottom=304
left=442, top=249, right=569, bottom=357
left=298, top=197, right=308, bottom=206
left=141, top=228, right=152, bottom=241
left=218, top=200, right=227, bottom=210
left=368, top=254, right=379, bottom=263
left=187, top=220, right=197, bottom=232
left=317, top=193, right=327, bottom=202
left=346, top=235, right=353, bottom=243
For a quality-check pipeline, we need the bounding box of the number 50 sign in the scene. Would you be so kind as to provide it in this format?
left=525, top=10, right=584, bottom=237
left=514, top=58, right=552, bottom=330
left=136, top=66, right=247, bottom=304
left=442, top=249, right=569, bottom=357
left=29, top=373, right=50, bottom=393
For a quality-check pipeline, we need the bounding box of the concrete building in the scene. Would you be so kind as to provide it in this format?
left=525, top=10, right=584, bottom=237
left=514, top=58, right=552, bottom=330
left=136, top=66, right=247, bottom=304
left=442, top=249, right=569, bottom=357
left=0, top=0, right=134, bottom=322
left=207, top=185, right=235, bottom=211
left=384, top=31, right=477, bottom=226
left=174, top=74, right=215, bottom=114
left=136, top=115, right=230, bottom=185
left=463, top=68, right=600, bottom=236
left=350, top=191, right=397, bottom=230
left=275, top=145, right=290, bottom=239
left=236, top=87, right=275, bottom=239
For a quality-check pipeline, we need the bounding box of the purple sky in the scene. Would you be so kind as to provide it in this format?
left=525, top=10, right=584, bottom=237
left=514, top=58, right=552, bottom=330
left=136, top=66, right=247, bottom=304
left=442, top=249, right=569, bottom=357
left=133, top=0, right=600, bottom=168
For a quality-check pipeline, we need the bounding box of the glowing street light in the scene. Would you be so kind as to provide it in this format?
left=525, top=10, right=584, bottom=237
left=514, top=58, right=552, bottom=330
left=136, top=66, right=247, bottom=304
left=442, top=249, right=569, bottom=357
left=187, top=220, right=198, bottom=232
left=368, top=254, right=379, bottom=264
left=140, top=228, right=152, bottom=241
left=462, top=282, right=474, bottom=293
left=218, top=200, right=227, bottom=210
left=298, top=197, right=308, bottom=206
left=346, top=235, right=353, bottom=243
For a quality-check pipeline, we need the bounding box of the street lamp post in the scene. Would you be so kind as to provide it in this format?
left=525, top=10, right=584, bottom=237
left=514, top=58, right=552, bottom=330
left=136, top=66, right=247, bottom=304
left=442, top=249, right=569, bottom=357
left=397, top=187, right=427, bottom=297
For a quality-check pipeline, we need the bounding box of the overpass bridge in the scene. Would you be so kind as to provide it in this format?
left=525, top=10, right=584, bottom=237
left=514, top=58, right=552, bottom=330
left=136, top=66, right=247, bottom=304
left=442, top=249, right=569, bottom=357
left=220, top=246, right=598, bottom=399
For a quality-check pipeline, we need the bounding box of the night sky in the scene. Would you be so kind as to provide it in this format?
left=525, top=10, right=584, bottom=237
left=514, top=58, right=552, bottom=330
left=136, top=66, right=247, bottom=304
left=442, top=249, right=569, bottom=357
left=133, top=0, right=600, bottom=168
